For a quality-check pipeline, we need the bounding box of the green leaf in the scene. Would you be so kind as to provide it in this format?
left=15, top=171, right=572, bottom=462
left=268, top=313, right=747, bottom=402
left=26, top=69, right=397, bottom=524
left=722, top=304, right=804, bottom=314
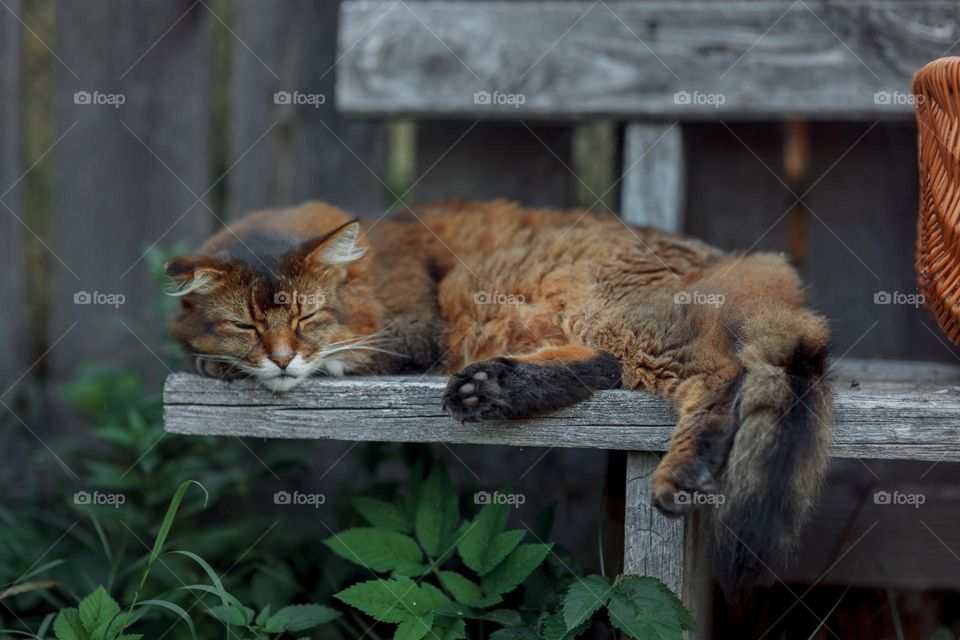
left=430, top=617, right=466, bottom=640
left=438, top=571, right=483, bottom=606
left=254, top=605, right=272, bottom=627
left=262, top=613, right=289, bottom=634
left=133, top=600, right=195, bottom=639
left=54, top=608, right=89, bottom=640
left=274, top=604, right=340, bottom=631
left=542, top=611, right=591, bottom=640
left=414, top=465, right=459, bottom=557
left=457, top=499, right=520, bottom=575
left=394, top=614, right=434, bottom=640
left=480, top=543, right=552, bottom=597
left=78, top=587, right=120, bottom=634
left=488, top=626, right=539, bottom=640
left=131, top=481, right=208, bottom=608
left=562, top=574, right=612, bottom=631
left=206, top=604, right=254, bottom=627
left=334, top=577, right=422, bottom=623
left=354, top=496, right=412, bottom=533
left=606, top=576, right=696, bottom=640
left=432, top=602, right=518, bottom=626
left=324, top=528, right=423, bottom=573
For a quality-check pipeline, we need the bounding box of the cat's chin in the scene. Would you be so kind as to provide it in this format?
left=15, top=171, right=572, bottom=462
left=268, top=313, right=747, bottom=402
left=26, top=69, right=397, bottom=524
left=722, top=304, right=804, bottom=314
left=258, top=375, right=306, bottom=393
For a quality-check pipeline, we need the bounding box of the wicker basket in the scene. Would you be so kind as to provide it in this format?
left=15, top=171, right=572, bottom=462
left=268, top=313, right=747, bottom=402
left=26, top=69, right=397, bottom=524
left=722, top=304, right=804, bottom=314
left=914, top=57, right=960, bottom=343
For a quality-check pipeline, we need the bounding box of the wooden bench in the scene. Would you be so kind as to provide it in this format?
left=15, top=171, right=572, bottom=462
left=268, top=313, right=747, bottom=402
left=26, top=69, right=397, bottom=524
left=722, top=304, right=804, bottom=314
left=164, top=1, right=960, bottom=634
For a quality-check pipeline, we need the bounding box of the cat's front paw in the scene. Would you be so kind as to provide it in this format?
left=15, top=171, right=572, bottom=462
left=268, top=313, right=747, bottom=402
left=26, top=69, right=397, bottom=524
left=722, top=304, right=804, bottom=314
left=442, top=360, right=515, bottom=422
left=650, top=457, right=719, bottom=517
left=195, top=357, right=244, bottom=381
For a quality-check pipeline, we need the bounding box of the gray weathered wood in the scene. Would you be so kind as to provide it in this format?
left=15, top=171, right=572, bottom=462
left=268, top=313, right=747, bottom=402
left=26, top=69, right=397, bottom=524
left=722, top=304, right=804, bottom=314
left=623, top=452, right=712, bottom=637
left=48, top=0, right=211, bottom=378
left=621, top=123, right=685, bottom=232
left=227, top=0, right=387, bottom=217
left=337, top=1, right=959, bottom=120
left=0, top=0, right=27, bottom=392
left=164, top=359, right=960, bottom=461
left=623, top=452, right=684, bottom=591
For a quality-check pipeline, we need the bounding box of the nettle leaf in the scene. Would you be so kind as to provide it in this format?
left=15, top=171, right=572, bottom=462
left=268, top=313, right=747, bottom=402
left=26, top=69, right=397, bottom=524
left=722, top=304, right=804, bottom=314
left=54, top=608, right=89, bottom=640
left=606, top=576, right=697, bottom=640
left=430, top=616, right=467, bottom=640
left=434, top=602, right=520, bottom=626
left=254, top=605, right=272, bottom=627
left=92, top=613, right=129, bottom=640
left=273, top=604, right=340, bottom=632
left=480, top=543, right=552, bottom=597
left=78, top=587, right=120, bottom=634
left=457, top=500, right=523, bottom=576
left=542, top=611, right=591, bottom=640
left=438, top=571, right=483, bottom=606
left=488, top=626, right=539, bottom=640
left=335, top=576, right=448, bottom=625
left=394, top=613, right=434, bottom=640
left=207, top=604, right=255, bottom=627
left=324, top=527, right=423, bottom=573
left=353, top=496, right=412, bottom=533
left=562, top=574, right=612, bottom=631
left=414, top=465, right=459, bottom=557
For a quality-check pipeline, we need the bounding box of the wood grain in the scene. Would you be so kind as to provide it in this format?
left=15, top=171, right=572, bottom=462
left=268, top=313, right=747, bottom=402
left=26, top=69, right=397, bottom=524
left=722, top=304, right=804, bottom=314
left=620, top=123, right=685, bottom=232
left=164, top=359, right=960, bottom=461
left=227, top=0, right=387, bottom=218
left=0, top=0, right=27, bottom=392
left=337, top=1, right=959, bottom=119
left=48, top=0, right=211, bottom=378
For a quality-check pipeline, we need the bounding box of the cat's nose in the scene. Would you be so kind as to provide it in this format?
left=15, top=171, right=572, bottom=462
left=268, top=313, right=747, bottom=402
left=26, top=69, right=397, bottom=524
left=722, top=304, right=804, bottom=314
left=269, top=352, right=295, bottom=369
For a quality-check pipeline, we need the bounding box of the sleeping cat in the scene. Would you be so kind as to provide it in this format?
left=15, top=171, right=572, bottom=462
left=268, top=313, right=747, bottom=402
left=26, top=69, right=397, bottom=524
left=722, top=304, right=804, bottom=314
left=166, top=200, right=832, bottom=597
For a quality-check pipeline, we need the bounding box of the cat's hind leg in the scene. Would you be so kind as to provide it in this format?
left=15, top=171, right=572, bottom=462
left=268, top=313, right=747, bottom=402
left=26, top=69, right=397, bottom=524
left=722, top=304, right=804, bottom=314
left=442, top=345, right=622, bottom=422
left=649, top=373, right=741, bottom=517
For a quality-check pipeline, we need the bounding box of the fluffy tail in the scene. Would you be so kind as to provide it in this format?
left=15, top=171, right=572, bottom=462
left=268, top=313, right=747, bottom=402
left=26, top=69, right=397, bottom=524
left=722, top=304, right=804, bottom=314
left=711, top=306, right=833, bottom=600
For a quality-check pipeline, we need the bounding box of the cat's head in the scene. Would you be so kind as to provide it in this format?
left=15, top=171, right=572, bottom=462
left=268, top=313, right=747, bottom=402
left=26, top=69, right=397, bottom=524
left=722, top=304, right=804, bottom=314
left=165, top=220, right=384, bottom=392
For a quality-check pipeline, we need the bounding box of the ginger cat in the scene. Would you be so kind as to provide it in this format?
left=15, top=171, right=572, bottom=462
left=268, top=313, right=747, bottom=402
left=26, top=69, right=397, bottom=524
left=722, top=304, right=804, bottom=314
left=166, top=200, right=832, bottom=597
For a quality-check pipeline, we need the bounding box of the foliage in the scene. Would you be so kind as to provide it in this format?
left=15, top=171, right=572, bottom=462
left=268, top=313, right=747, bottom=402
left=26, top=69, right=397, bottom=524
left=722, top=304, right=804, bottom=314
left=327, top=463, right=693, bottom=640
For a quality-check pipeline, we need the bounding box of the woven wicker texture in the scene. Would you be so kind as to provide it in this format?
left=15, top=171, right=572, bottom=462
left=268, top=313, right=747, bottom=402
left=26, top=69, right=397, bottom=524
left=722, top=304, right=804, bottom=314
left=915, top=57, right=960, bottom=343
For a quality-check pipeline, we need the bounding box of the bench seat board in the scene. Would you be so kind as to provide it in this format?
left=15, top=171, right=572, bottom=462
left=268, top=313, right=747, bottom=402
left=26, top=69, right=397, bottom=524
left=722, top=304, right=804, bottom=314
left=164, top=359, right=960, bottom=461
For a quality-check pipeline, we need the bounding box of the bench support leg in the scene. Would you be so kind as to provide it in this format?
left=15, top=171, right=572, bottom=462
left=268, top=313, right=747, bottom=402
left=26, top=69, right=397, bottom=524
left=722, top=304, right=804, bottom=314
left=624, top=451, right=712, bottom=639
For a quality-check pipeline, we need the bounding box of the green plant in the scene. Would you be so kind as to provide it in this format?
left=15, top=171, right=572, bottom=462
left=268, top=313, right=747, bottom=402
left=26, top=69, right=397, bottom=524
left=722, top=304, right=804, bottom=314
left=327, top=463, right=693, bottom=640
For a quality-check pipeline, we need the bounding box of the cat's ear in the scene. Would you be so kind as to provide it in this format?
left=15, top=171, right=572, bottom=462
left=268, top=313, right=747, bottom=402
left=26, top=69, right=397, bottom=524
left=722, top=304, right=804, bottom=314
left=302, top=220, right=366, bottom=266
left=164, top=256, right=229, bottom=296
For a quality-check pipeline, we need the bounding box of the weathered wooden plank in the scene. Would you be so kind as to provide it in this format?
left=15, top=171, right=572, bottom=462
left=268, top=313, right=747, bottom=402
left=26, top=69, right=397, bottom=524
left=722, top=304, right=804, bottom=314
left=337, top=1, right=959, bottom=120
left=620, top=123, right=684, bottom=232
left=227, top=0, right=387, bottom=217
left=623, top=452, right=684, bottom=590
left=0, top=0, right=28, bottom=392
left=48, top=0, right=211, bottom=377
left=624, top=453, right=713, bottom=637
left=164, top=359, right=960, bottom=461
